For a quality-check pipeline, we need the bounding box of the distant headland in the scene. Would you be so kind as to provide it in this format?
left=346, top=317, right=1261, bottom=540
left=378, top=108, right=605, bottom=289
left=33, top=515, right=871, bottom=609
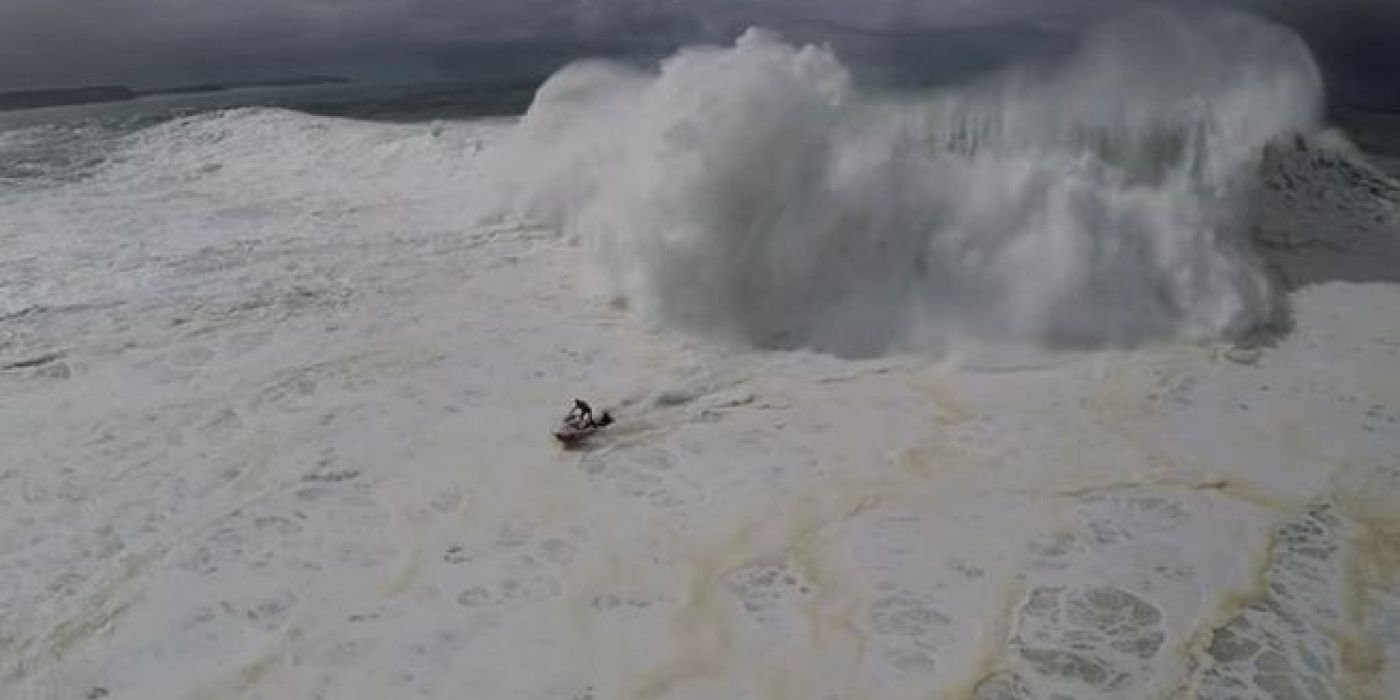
left=0, top=76, right=351, bottom=111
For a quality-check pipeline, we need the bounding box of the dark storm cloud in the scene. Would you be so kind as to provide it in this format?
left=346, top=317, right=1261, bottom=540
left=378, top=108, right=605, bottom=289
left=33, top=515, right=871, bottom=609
left=0, top=0, right=1396, bottom=107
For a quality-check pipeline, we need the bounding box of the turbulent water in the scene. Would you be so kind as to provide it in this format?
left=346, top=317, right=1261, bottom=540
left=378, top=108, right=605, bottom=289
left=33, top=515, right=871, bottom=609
left=2, top=6, right=1399, bottom=700
left=493, top=9, right=1323, bottom=356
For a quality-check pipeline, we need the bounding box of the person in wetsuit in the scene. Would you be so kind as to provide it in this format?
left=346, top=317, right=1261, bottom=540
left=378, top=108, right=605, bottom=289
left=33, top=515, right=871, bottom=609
left=569, top=399, right=594, bottom=428
left=567, top=399, right=613, bottom=430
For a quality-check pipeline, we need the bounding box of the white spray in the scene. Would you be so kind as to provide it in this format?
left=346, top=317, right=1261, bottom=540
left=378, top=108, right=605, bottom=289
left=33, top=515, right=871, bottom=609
left=492, top=6, right=1322, bottom=357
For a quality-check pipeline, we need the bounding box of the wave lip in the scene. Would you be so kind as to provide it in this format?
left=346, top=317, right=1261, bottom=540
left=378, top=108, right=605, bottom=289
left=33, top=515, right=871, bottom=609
left=498, top=7, right=1324, bottom=357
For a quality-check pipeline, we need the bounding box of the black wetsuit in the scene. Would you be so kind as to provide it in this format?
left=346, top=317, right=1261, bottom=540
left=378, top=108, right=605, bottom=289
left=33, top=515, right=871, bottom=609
left=570, top=399, right=595, bottom=428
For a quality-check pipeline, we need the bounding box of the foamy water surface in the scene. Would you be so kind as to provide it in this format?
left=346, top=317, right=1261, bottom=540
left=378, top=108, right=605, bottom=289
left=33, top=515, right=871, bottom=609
left=2, top=9, right=1399, bottom=700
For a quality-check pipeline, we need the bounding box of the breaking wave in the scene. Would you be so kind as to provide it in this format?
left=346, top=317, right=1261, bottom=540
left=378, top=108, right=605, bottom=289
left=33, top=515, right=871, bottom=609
left=494, top=7, right=1325, bottom=357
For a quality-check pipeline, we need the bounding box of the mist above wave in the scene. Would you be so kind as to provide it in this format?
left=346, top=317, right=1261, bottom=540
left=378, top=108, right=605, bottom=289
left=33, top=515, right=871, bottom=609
left=493, top=7, right=1323, bottom=357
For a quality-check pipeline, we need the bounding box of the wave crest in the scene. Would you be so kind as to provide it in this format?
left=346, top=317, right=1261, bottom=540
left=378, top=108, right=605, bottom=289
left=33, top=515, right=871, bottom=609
left=496, top=7, right=1323, bottom=357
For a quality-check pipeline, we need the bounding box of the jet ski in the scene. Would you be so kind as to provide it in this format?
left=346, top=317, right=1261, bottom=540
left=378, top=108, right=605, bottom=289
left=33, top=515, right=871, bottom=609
left=554, top=398, right=613, bottom=447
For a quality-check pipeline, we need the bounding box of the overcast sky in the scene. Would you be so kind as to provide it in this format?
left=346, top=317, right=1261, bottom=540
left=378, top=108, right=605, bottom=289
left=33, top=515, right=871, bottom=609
left=1, top=0, right=1396, bottom=107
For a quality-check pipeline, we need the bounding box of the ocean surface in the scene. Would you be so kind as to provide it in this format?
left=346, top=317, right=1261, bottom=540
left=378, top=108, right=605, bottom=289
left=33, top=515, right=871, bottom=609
left=2, top=7, right=1399, bottom=700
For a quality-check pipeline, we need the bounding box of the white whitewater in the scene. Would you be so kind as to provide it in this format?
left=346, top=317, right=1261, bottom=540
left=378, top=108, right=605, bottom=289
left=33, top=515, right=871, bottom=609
left=491, top=8, right=1320, bottom=357
left=1, top=7, right=1398, bottom=700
